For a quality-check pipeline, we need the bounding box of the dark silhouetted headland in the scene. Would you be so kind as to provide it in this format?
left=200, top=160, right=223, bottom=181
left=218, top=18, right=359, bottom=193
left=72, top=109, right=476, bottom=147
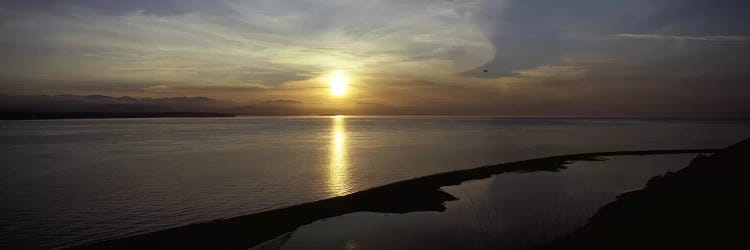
left=541, top=138, right=750, bottom=249
left=0, top=95, right=305, bottom=116
left=0, top=112, right=236, bottom=120
left=74, top=148, right=719, bottom=249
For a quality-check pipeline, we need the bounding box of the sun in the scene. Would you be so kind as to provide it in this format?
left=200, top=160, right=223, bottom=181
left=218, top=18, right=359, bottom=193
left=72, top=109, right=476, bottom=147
left=329, top=70, right=348, bottom=96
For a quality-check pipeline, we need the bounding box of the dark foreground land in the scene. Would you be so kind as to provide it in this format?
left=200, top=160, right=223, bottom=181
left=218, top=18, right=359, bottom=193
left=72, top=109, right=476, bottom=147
left=0, top=112, right=236, bottom=120
left=75, top=148, right=720, bottom=249
left=542, top=138, right=750, bottom=249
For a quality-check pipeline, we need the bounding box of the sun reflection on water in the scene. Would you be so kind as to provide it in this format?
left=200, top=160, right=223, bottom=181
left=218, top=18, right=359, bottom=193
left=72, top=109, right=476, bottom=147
left=328, top=115, right=350, bottom=196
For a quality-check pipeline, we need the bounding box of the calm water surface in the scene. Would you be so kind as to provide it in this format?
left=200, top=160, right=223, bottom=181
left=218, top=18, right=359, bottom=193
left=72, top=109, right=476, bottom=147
left=0, top=116, right=748, bottom=249
left=278, top=155, right=696, bottom=250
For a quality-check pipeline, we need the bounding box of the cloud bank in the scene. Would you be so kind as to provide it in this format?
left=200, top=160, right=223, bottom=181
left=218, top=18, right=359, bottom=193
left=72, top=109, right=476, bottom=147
left=1, top=0, right=749, bottom=115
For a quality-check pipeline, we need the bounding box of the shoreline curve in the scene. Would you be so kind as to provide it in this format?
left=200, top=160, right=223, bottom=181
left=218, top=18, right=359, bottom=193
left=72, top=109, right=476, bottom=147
left=75, top=149, right=720, bottom=250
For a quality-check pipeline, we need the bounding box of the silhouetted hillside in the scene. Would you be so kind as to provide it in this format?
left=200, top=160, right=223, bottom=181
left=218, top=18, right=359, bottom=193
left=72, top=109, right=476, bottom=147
left=0, top=112, right=235, bottom=120
left=0, top=95, right=305, bottom=117
left=543, top=138, right=750, bottom=249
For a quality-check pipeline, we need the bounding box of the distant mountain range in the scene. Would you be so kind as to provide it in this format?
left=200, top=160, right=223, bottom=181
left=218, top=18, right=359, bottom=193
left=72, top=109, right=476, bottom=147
left=0, top=95, right=306, bottom=117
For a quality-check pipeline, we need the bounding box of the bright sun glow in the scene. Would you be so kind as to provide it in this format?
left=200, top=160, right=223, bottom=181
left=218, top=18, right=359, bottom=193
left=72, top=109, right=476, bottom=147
left=329, top=70, right=348, bottom=96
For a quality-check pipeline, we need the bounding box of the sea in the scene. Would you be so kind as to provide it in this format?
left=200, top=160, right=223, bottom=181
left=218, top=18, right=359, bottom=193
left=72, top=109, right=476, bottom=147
left=1, top=116, right=748, bottom=249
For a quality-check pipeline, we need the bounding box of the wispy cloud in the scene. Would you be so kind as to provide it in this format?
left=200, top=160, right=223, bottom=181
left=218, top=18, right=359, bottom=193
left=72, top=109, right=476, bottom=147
left=614, top=34, right=750, bottom=42
left=2, top=0, right=750, bottom=115
left=0, top=0, right=495, bottom=88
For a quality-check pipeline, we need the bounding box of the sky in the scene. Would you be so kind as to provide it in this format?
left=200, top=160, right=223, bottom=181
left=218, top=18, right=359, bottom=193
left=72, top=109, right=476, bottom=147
left=1, top=0, right=749, bottom=115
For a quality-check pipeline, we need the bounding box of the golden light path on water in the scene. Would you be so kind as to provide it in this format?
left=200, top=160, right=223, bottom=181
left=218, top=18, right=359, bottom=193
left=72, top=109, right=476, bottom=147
left=328, top=115, right=351, bottom=196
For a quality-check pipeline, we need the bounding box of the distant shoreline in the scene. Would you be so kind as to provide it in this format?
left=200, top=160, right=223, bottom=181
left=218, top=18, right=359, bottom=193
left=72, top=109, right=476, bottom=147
left=0, top=112, right=236, bottom=120
left=1, top=112, right=748, bottom=121
left=75, top=148, right=719, bottom=250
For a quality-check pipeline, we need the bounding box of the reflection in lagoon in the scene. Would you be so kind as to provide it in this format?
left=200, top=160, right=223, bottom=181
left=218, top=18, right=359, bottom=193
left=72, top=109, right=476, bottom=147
left=328, top=116, right=351, bottom=196
left=3, top=117, right=748, bottom=249
left=282, top=155, right=700, bottom=250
